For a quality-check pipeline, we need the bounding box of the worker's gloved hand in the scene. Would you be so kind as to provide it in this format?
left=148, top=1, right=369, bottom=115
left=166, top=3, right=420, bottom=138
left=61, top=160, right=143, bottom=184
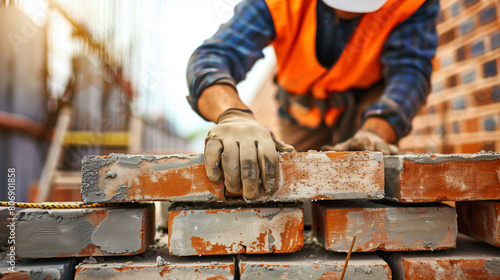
left=205, top=109, right=296, bottom=200
left=322, top=129, right=399, bottom=155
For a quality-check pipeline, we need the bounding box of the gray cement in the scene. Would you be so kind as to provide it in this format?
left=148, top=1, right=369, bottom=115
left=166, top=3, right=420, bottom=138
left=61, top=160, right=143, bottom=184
left=15, top=204, right=154, bottom=258
left=395, top=151, right=500, bottom=164
left=383, top=156, right=403, bottom=199
left=239, top=246, right=391, bottom=279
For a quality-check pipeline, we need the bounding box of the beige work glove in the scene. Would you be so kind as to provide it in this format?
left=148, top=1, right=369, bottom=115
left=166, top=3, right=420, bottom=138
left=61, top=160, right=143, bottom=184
left=205, top=109, right=296, bottom=200
left=322, top=129, right=399, bottom=155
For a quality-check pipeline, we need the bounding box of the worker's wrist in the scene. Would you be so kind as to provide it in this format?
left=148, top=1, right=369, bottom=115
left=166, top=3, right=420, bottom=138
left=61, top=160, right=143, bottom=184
left=198, top=84, right=249, bottom=123
left=360, top=117, right=397, bottom=144
left=217, top=108, right=254, bottom=123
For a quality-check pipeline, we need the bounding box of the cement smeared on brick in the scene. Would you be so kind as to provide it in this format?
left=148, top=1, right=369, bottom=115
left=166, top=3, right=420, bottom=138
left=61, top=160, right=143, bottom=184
left=258, top=151, right=385, bottom=201
left=313, top=200, right=457, bottom=252
left=15, top=205, right=153, bottom=258
left=151, top=154, right=204, bottom=171
left=82, top=153, right=222, bottom=203
left=169, top=202, right=303, bottom=256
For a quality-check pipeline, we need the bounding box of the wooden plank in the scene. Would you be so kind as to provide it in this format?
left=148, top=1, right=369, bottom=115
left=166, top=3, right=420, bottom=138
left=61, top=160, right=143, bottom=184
left=35, top=105, right=72, bottom=203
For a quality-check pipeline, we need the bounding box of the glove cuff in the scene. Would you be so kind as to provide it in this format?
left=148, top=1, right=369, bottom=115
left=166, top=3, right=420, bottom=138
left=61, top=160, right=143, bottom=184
left=217, top=108, right=255, bottom=124
left=358, top=128, right=385, bottom=140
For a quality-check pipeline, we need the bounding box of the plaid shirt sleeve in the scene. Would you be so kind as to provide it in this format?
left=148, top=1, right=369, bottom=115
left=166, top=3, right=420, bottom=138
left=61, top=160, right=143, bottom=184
left=186, top=0, right=274, bottom=118
left=362, top=0, right=440, bottom=141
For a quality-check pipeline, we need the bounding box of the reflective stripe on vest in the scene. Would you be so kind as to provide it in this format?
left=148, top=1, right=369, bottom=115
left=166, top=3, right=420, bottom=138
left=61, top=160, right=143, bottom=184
left=265, top=0, right=425, bottom=128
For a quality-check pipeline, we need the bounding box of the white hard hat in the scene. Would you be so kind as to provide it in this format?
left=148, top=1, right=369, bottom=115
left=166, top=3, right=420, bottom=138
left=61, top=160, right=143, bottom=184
left=322, top=0, right=388, bottom=13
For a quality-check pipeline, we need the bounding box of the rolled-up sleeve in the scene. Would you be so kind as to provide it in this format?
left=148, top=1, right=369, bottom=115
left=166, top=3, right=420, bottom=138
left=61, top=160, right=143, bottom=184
left=186, top=0, right=275, bottom=118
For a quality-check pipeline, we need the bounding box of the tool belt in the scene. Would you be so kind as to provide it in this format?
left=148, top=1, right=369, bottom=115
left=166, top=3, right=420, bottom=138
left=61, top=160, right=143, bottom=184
left=276, top=86, right=355, bottom=130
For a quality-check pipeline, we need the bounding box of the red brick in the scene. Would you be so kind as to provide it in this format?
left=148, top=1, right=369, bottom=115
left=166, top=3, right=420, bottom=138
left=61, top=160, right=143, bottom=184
left=82, top=154, right=224, bottom=203
left=15, top=203, right=155, bottom=258
left=312, top=200, right=457, bottom=252
left=168, top=202, right=304, bottom=256
left=238, top=246, right=391, bottom=279
left=75, top=234, right=235, bottom=279
left=385, top=152, right=500, bottom=202
left=465, top=118, right=479, bottom=133
left=457, top=201, right=500, bottom=247
left=385, top=234, right=500, bottom=279
left=82, top=152, right=384, bottom=203
left=461, top=143, right=483, bottom=153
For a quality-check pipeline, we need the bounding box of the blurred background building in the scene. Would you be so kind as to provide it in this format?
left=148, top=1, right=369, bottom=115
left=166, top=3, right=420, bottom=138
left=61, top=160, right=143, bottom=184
left=0, top=0, right=499, bottom=203
left=0, top=0, right=272, bottom=203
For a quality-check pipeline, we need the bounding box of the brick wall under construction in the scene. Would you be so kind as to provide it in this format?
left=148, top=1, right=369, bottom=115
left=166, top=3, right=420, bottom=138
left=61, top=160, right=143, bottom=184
left=399, top=0, right=500, bottom=153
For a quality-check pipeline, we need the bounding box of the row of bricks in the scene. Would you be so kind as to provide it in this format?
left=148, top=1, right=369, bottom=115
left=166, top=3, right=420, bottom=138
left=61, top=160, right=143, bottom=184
left=412, top=115, right=497, bottom=136
left=3, top=200, right=500, bottom=258
left=437, top=31, right=500, bottom=70
left=434, top=58, right=499, bottom=93
left=421, top=84, right=500, bottom=115
left=438, top=4, right=497, bottom=46
left=435, top=58, right=499, bottom=92
left=81, top=151, right=500, bottom=203
left=2, top=233, right=499, bottom=279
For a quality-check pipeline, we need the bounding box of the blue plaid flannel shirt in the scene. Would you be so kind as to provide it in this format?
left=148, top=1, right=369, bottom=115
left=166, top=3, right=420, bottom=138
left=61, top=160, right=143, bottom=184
left=186, top=0, right=439, bottom=141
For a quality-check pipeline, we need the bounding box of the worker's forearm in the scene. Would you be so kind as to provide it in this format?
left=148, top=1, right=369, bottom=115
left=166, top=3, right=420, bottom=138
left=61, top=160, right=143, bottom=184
left=361, top=117, right=397, bottom=144
left=198, top=84, right=250, bottom=123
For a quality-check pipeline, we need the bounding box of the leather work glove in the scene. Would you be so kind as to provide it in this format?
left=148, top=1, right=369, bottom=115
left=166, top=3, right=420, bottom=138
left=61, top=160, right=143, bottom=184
left=205, top=109, right=296, bottom=200
left=322, top=129, right=399, bottom=155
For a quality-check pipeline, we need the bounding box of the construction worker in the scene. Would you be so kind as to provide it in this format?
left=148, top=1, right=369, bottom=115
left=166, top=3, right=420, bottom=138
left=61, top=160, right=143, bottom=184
left=187, top=0, right=439, bottom=200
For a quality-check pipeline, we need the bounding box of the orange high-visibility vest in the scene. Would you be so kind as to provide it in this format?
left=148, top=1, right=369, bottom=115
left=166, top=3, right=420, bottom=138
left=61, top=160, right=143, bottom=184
left=265, top=0, right=426, bottom=128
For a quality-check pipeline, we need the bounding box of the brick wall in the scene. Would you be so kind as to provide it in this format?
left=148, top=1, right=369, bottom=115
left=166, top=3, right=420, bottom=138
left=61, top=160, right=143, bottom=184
left=399, top=0, right=500, bottom=153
